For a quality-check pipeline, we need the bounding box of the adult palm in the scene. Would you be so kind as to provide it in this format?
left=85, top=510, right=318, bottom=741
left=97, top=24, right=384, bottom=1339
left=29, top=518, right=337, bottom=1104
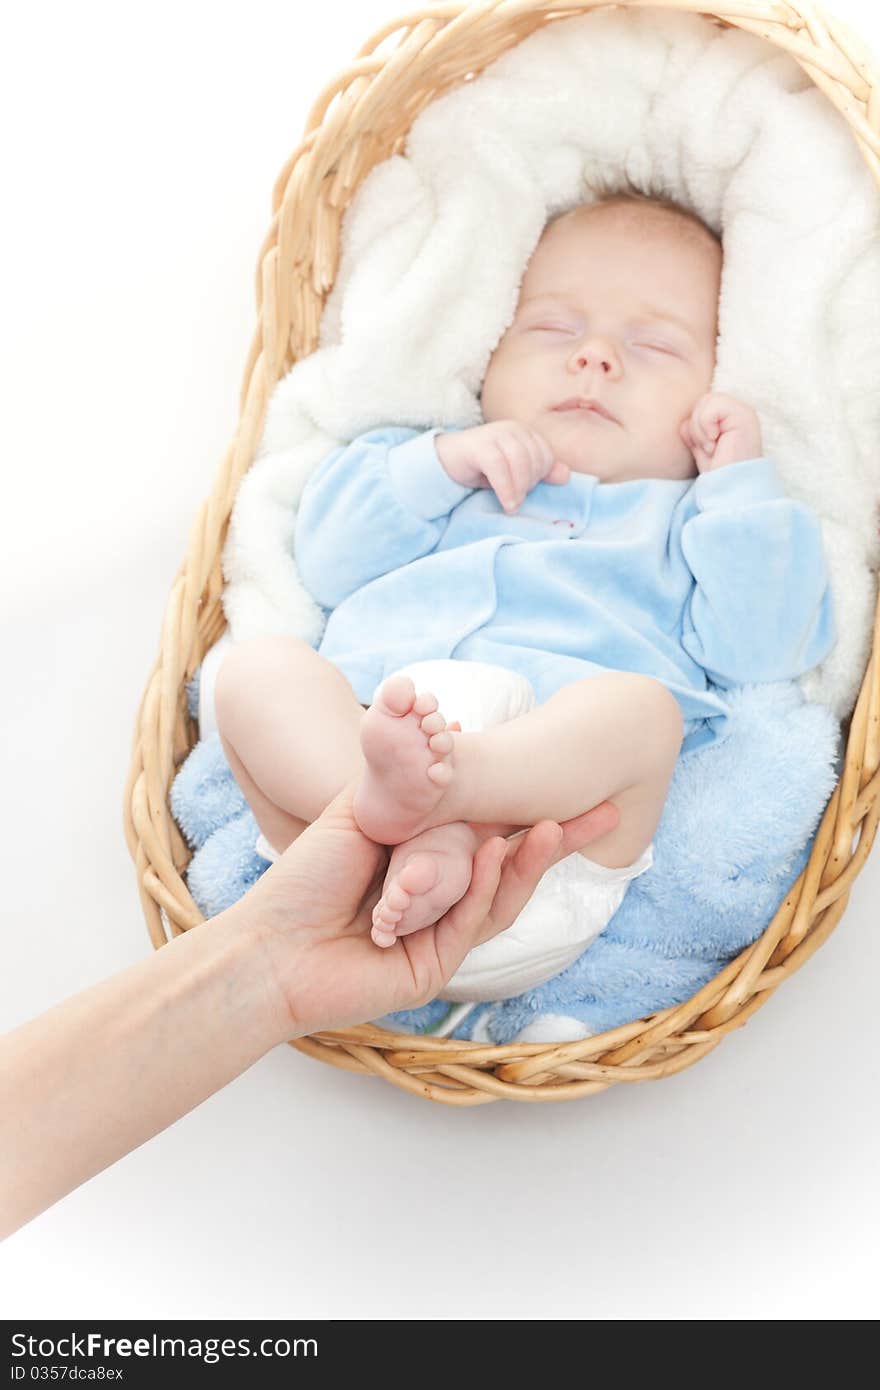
left=243, top=781, right=619, bottom=1036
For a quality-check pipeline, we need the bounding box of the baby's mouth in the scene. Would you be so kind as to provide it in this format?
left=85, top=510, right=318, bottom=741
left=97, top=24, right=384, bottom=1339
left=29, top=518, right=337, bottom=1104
left=552, top=397, right=619, bottom=423
left=553, top=407, right=618, bottom=428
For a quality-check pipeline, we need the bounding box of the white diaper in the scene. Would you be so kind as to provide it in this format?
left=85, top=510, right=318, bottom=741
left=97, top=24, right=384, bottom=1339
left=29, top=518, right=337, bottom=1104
left=197, top=629, right=235, bottom=739
left=233, top=652, right=654, bottom=1004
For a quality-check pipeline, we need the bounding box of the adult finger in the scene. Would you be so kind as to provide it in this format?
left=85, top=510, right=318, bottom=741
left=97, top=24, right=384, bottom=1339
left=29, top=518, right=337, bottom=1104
left=553, top=800, right=619, bottom=862
left=471, top=799, right=620, bottom=947
left=414, top=835, right=510, bottom=983
left=466, top=820, right=565, bottom=948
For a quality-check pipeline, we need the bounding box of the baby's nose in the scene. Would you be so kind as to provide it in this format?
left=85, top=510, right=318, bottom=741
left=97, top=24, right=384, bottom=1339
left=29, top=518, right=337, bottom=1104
left=569, top=330, right=619, bottom=368
left=571, top=343, right=617, bottom=373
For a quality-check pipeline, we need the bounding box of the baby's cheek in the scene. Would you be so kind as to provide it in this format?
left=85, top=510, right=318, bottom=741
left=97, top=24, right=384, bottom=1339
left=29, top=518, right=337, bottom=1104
left=478, top=364, right=504, bottom=418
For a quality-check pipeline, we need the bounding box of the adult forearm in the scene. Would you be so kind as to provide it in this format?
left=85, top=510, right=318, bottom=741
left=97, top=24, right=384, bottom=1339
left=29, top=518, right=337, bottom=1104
left=0, top=911, right=290, bottom=1239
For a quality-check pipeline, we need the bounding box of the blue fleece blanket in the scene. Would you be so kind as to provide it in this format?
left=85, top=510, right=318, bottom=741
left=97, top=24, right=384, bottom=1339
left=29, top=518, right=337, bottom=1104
left=171, top=671, right=840, bottom=1042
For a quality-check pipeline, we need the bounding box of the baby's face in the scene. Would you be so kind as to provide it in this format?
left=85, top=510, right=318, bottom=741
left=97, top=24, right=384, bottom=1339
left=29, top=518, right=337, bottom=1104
left=479, top=206, right=721, bottom=483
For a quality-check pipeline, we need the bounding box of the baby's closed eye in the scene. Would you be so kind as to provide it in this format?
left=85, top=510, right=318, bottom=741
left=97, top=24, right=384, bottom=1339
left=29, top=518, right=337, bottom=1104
left=530, top=324, right=677, bottom=356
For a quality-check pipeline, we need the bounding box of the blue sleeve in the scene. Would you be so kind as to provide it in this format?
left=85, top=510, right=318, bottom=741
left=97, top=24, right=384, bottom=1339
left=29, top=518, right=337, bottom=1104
left=679, top=458, right=837, bottom=687
left=293, top=425, right=474, bottom=609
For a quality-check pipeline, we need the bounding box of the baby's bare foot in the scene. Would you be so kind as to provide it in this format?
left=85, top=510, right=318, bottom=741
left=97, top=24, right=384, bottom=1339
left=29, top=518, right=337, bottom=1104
left=353, top=674, right=455, bottom=845
left=370, top=822, right=481, bottom=946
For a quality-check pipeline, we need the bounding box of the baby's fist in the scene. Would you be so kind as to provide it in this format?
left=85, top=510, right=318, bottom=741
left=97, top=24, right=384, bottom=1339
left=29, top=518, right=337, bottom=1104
left=680, top=393, right=763, bottom=473
left=435, top=420, right=570, bottom=513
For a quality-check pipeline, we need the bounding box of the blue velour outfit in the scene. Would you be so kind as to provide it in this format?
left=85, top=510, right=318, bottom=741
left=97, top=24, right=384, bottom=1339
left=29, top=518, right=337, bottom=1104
left=293, top=425, right=836, bottom=757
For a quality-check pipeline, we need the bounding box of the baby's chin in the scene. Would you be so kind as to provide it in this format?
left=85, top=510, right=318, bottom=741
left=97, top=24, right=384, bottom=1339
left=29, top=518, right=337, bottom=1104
left=559, top=449, right=697, bottom=484
left=543, top=420, right=696, bottom=482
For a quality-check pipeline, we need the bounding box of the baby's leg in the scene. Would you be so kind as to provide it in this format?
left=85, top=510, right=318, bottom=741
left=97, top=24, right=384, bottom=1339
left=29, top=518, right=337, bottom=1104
left=213, top=635, right=368, bottom=856
left=463, top=673, right=684, bottom=870
left=216, top=648, right=479, bottom=947
left=364, top=671, right=682, bottom=944
left=363, top=671, right=683, bottom=877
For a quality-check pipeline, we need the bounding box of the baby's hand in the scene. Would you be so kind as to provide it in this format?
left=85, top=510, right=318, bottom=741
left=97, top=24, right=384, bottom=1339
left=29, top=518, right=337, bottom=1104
left=435, top=420, right=570, bottom=514
left=679, top=392, right=763, bottom=474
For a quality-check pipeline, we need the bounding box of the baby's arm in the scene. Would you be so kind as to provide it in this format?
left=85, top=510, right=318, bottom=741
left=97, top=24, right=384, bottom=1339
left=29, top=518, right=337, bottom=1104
left=294, top=426, right=474, bottom=608
left=679, top=458, right=836, bottom=686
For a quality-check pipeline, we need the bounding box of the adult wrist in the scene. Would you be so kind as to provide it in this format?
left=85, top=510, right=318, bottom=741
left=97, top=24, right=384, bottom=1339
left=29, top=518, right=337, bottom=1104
left=207, top=902, right=307, bottom=1050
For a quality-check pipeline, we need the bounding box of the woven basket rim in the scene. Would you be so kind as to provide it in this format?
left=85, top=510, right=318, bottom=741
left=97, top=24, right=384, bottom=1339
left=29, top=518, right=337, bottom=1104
left=124, top=0, right=880, bottom=1105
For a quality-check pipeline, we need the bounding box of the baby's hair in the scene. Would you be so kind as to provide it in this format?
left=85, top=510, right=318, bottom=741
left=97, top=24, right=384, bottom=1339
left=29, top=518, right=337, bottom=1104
left=475, top=180, right=720, bottom=401
left=546, top=175, right=722, bottom=253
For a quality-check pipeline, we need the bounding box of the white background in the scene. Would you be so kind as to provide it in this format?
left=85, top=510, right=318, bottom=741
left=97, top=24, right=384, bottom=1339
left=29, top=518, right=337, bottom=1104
left=1, top=0, right=878, bottom=1320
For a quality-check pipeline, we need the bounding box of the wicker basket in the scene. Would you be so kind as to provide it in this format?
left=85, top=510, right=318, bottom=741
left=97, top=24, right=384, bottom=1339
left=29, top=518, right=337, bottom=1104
left=123, top=0, right=880, bottom=1106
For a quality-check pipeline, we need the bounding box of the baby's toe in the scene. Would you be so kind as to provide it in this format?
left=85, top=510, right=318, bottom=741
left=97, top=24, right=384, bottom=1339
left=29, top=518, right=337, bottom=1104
left=371, top=924, right=398, bottom=949
left=373, top=900, right=401, bottom=926
left=384, top=882, right=410, bottom=912
left=426, top=761, right=454, bottom=787
left=369, top=911, right=400, bottom=934
left=377, top=674, right=416, bottom=717
left=420, top=711, right=446, bottom=736
left=396, top=853, right=441, bottom=897
left=412, top=690, right=439, bottom=717
left=428, top=731, right=453, bottom=755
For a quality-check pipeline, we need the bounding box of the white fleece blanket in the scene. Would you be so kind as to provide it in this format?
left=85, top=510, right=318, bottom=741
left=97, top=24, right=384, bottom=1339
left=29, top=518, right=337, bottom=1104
left=220, top=7, right=880, bottom=722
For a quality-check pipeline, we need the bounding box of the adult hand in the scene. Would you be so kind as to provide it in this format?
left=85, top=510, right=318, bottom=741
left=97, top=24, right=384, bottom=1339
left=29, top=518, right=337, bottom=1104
left=233, top=780, right=619, bottom=1037
left=0, top=779, right=617, bottom=1238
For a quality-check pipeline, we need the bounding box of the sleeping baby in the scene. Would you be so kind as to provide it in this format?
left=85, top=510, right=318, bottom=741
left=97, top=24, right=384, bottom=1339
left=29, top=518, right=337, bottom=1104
left=214, top=191, right=836, bottom=951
